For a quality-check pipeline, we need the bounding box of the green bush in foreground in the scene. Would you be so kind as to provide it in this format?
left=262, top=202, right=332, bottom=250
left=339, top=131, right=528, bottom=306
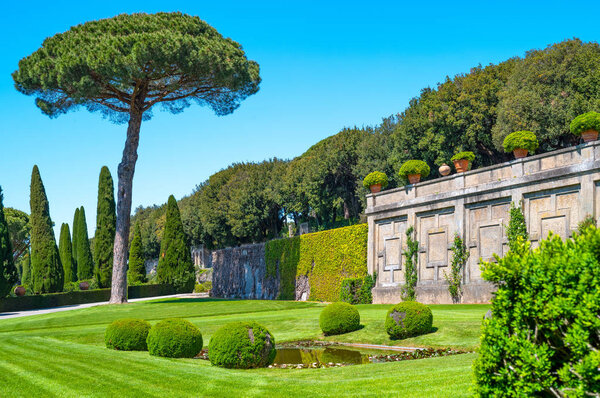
left=319, top=302, right=360, bottom=335
left=362, top=171, right=388, bottom=189
left=570, top=111, right=600, bottom=136
left=147, top=318, right=203, bottom=358
left=502, top=130, right=539, bottom=152
left=385, top=301, right=433, bottom=339
left=105, top=318, right=151, bottom=351
left=209, top=321, right=276, bottom=369
left=474, top=229, right=600, bottom=396
left=398, top=160, right=430, bottom=179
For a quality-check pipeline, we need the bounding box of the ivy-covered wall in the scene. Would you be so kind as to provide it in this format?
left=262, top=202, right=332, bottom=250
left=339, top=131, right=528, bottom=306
left=265, top=224, right=368, bottom=302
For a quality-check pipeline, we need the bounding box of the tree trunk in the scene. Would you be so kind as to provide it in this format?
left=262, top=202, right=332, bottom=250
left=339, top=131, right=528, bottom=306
left=109, top=110, right=143, bottom=303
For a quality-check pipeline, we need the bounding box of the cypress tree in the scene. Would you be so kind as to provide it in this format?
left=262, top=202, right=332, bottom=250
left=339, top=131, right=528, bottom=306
left=29, top=166, right=63, bottom=293
left=20, top=251, right=31, bottom=286
left=76, top=206, right=94, bottom=280
left=0, top=186, right=19, bottom=297
left=94, top=166, right=116, bottom=288
left=59, top=223, right=76, bottom=285
left=72, top=207, right=80, bottom=274
left=157, top=195, right=195, bottom=293
left=127, top=223, right=146, bottom=284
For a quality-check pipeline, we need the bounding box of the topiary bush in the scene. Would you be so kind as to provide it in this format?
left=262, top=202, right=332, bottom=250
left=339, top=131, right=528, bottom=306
left=146, top=318, right=203, bottom=358
left=474, top=228, right=600, bottom=396
left=105, top=318, right=151, bottom=351
left=398, top=160, right=431, bottom=180
left=319, top=302, right=361, bottom=335
left=362, top=171, right=388, bottom=189
left=450, top=151, right=475, bottom=162
left=385, top=301, right=433, bottom=339
left=570, top=111, right=600, bottom=135
left=209, top=321, right=276, bottom=369
left=502, top=130, right=539, bottom=152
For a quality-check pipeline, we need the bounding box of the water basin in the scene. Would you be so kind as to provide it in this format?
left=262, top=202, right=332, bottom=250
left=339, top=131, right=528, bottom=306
left=273, top=345, right=404, bottom=366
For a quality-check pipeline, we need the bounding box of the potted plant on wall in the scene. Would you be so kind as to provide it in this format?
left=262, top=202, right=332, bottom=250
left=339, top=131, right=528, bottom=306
left=363, top=171, right=388, bottom=193
left=399, top=160, right=430, bottom=184
left=450, top=151, right=475, bottom=173
left=570, top=111, right=600, bottom=143
left=502, top=131, right=539, bottom=159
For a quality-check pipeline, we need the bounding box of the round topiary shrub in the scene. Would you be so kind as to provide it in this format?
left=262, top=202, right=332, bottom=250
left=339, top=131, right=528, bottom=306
left=450, top=151, right=476, bottom=162
left=209, top=321, right=276, bottom=369
left=570, top=111, right=600, bottom=135
left=385, top=301, right=433, bottom=339
left=105, top=318, right=151, bottom=351
left=398, top=160, right=431, bottom=180
left=319, top=302, right=361, bottom=336
left=502, top=131, right=539, bottom=153
left=362, top=171, right=389, bottom=189
left=146, top=318, right=203, bottom=358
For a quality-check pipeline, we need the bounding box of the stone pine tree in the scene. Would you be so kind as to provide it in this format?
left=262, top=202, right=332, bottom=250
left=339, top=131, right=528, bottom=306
left=58, top=223, right=76, bottom=285
left=0, top=187, right=19, bottom=297
left=94, top=166, right=116, bottom=288
left=76, top=207, right=94, bottom=280
left=72, top=207, right=80, bottom=276
left=157, top=196, right=195, bottom=293
left=127, top=223, right=146, bottom=284
left=29, top=166, right=63, bottom=293
left=13, top=13, right=261, bottom=303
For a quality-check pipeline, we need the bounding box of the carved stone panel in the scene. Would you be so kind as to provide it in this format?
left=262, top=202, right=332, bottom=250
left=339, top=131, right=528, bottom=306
left=375, top=218, right=407, bottom=287
left=417, top=209, right=454, bottom=283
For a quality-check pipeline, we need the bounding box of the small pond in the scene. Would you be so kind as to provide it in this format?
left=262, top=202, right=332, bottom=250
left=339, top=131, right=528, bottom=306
left=273, top=346, right=373, bottom=366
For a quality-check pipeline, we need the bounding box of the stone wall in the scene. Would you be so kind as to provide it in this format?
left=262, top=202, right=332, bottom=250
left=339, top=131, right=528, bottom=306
left=209, top=243, right=279, bottom=299
left=366, top=142, right=600, bottom=305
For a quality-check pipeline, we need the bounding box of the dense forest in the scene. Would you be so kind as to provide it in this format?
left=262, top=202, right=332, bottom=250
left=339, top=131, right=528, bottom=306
left=126, top=39, right=600, bottom=257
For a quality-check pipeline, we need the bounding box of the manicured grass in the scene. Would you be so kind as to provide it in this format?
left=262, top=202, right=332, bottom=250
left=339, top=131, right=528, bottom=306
left=0, top=299, right=488, bottom=397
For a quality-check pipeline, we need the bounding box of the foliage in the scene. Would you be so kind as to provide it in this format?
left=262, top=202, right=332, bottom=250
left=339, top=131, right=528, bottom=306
left=105, top=318, right=151, bottom=351
left=362, top=171, right=388, bottom=189
left=385, top=301, right=433, bottom=339
left=493, top=39, right=600, bottom=152
left=402, top=226, right=419, bottom=301
left=72, top=207, right=80, bottom=273
left=577, top=215, right=597, bottom=234
left=450, top=151, right=475, bottom=162
left=58, top=223, right=76, bottom=285
left=570, top=111, right=600, bottom=136
left=75, top=207, right=94, bottom=281
left=398, top=160, right=431, bottom=180
left=127, top=223, right=146, bottom=284
left=146, top=318, right=203, bottom=358
left=474, top=229, right=600, bottom=396
left=208, top=321, right=276, bottom=368
left=507, top=201, right=528, bottom=252
left=4, top=207, right=30, bottom=263
left=94, top=166, right=116, bottom=288
left=502, top=130, right=539, bottom=152
left=319, top=302, right=361, bottom=336
left=156, top=196, right=195, bottom=293
left=265, top=224, right=368, bottom=301
left=29, top=166, right=63, bottom=293
left=444, top=234, right=467, bottom=303
left=194, top=281, right=212, bottom=293
left=339, top=273, right=375, bottom=304
left=0, top=187, right=19, bottom=298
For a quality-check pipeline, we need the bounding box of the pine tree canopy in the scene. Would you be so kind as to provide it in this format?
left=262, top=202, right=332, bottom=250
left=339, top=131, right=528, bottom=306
left=0, top=186, right=19, bottom=297
left=94, top=166, right=116, bottom=288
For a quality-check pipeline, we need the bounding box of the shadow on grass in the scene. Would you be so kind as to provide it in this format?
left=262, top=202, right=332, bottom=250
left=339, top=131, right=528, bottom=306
left=147, top=298, right=228, bottom=304
left=388, top=326, right=439, bottom=341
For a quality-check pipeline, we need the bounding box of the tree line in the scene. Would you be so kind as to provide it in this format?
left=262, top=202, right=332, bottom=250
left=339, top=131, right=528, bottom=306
left=130, top=38, right=600, bottom=257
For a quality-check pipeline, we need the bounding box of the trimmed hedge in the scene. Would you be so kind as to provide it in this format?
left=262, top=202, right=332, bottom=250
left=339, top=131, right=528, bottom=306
left=502, top=130, right=539, bottom=152
left=265, top=224, right=368, bottom=302
left=474, top=229, right=600, bottom=396
left=570, top=111, right=600, bottom=136
left=0, top=284, right=175, bottom=313
left=105, top=318, right=151, bottom=351
left=209, top=321, right=276, bottom=368
left=319, top=302, right=361, bottom=335
left=385, top=301, right=433, bottom=339
left=398, top=160, right=431, bottom=179
left=147, top=318, right=203, bottom=358
left=339, top=274, right=375, bottom=304
left=362, top=171, right=388, bottom=189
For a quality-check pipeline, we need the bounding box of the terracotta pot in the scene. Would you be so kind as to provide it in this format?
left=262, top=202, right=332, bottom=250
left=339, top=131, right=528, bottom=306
left=439, top=163, right=451, bottom=176
left=14, top=286, right=26, bottom=297
left=581, top=130, right=599, bottom=143
left=369, top=184, right=382, bottom=193
left=407, top=174, right=421, bottom=184
left=79, top=281, right=90, bottom=291
left=453, top=159, right=470, bottom=173
left=513, top=148, right=528, bottom=159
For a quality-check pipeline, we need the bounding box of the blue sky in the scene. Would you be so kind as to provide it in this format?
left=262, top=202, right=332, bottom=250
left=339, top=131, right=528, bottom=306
left=0, top=0, right=597, bottom=237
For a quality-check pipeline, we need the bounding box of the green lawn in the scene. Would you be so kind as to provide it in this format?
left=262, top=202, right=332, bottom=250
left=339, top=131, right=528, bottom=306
left=0, top=298, right=488, bottom=397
